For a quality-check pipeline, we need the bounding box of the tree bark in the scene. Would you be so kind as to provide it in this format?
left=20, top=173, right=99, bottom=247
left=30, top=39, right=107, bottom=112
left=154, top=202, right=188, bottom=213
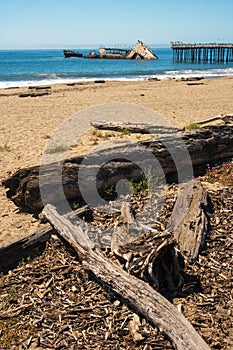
left=3, top=125, right=233, bottom=212
left=42, top=204, right=210, bottom=350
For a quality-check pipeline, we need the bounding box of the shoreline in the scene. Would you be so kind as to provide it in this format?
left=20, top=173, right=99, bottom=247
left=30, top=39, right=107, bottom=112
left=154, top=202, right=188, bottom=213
left=1, top=69, right=233, bottom=89
left=0, top=76, right=233, bottom=245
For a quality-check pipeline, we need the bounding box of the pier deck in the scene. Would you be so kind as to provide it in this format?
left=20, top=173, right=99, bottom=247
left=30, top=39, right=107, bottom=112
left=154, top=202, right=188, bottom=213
left=171, top=42, right=233, bottom=63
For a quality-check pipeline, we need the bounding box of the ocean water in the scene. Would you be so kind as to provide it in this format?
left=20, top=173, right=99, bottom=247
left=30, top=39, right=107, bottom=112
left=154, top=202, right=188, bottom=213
left=0, top=48, right=233, bottom=88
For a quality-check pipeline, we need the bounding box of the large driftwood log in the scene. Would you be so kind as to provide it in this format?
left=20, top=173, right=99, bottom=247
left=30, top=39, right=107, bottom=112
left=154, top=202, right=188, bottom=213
left=42, top=204, right=210, bottom=350
left=168, top=180, right=208, bottom=262
left=3, top=125, right=233, bottom=211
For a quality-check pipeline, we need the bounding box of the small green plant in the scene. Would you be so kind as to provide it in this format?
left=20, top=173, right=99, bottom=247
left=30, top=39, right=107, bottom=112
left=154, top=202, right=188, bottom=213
left=0, top=143, right=11, bottom=151
left=130, top=169, right=160, bottom=194
left=102, top=186, right=117, bottom=200
left=121, top=128, right=131, bottom=136
left=43, top=134, right=51, bottom=139
left=130, top=178, right=148, bottom=193
left=185, top=123, right=201, bottom=130
left=46, top=144, right=69, bottom=154
left=71, top=201, right=79, bottom=210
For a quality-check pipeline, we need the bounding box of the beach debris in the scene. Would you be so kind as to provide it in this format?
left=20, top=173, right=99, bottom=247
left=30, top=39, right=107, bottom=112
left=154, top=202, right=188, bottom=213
left=0, top=205, right=90, bottom=272
left=3, top=124, right=233, bottom=212
left=148, top=77, right=161, bottom=81
left=0, top=237, right=174, bottom=349
left=128, top=314, right=144, bottom=342
left=0, top=185, right=232, bottom=348
left=176, top=77, right=204, bottom=82
left=192, top=113, right=233, bottom=126
left=40, top=203, right=210, bottom=350
left=90, top=120, right=182, bottom=133
left=168, top=180, right=208, bottom=262
left=94, top=80, right=106, bottom=83
left=18, top=91, right=50, bottom=98
left=186, top=82, right=204, bottom=86
left=28, top=85, right=51, bottom=90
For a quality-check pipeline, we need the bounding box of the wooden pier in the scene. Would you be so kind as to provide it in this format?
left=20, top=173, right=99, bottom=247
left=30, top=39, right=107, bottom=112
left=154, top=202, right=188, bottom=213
left=171, top=42, right=233, bottom=63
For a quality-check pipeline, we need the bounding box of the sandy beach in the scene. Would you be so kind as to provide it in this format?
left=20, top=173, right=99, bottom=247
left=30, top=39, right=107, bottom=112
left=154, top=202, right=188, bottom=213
left=0, top=76, right=233, bottom=246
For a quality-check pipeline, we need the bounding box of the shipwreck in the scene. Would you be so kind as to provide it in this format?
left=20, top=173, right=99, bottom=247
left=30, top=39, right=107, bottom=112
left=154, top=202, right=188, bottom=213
left=84, top=40, right=158, bottom=60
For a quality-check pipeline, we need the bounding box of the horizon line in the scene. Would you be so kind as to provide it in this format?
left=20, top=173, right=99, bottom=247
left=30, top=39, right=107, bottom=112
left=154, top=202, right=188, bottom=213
left=0, top=43, right=171, bottom=50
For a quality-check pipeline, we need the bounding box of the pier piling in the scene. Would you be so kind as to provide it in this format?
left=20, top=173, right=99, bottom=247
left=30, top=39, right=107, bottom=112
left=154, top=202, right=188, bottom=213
left=171, top=42, right=233, bottom=64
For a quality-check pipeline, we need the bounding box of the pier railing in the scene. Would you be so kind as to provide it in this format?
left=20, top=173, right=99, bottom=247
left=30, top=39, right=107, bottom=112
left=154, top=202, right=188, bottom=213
left=171, top=42, right=233, bottom=63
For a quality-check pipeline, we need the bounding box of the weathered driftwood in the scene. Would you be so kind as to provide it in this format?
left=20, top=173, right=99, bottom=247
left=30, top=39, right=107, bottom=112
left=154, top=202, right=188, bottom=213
left=18, top=91, right=50, bottom=98
left=111, top=200, right=183, bottom=295
left=195, top=114, right=233, bottom=126
left=186, top=82, right=204, bottom=86
left=91, top=115, right=233, bottom=134
left=168, top=180, right=208, bottom=262
left=0, top=225, right=53, bottom=272
left=0, top=205, right=91, bottom=272
left=90, top=120, right=173, bottom=134
left=28, top=85, right=52, bottom=90
left=3, top=125, right=233, bottom=211
left=42, top=204, right=210, bottom=350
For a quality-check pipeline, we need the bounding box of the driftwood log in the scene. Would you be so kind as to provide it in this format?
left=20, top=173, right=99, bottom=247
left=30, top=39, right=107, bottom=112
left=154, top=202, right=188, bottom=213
left=111, top=200, right=183, bottom=295
left=3, top=125, right=233, bottom=212
left=0, top=225, right=53, bottom=272
left=0, top=180, right=208, bottom=274
left=28, top=85, right=51, bottom=90
left=18, top=91, right=50, bottom=98
left=90, top=120, right=174, bottom=133
left=91, top=115, right=233, bottom=133
left=0, top=205, right=91, bottom=273
left=195, top=114, right=233, bottom=126
left=168, top=180, right=208, bottom=262
left=42, top=204, right=210, bottom=350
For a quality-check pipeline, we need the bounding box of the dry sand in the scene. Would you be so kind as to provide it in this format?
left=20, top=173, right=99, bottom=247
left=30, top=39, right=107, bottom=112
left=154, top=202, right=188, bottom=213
left=0, top=77, right=233, bottom=246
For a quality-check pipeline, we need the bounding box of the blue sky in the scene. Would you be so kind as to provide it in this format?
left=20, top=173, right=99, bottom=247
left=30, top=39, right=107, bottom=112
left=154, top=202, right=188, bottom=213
left=1, top=0, right=232, bottom=49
